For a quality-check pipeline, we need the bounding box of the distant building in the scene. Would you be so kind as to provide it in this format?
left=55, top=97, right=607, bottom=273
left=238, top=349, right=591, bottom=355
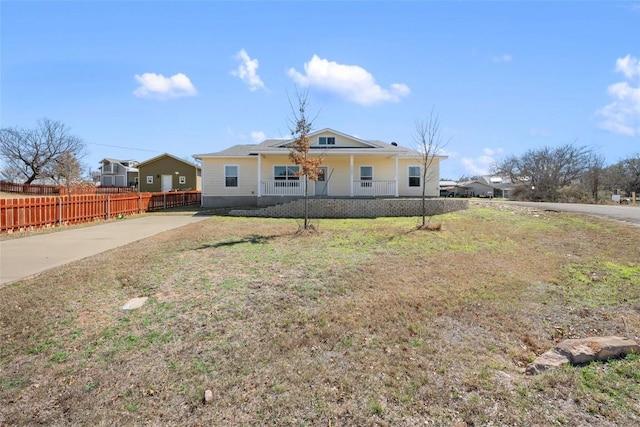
left=99, top=158, right=139, bottom=187
left=137, top=153, right=201, bottom=192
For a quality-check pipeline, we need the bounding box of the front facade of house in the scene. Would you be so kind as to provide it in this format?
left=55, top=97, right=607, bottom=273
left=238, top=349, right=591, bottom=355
left=195, top=129, right=447, bottom=208
left=137, top=153, right=202, bottom=193
left=99, top=159, right=139, bottom=187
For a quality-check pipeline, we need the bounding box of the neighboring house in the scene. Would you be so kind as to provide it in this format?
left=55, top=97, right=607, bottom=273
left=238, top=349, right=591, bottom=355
left=455, top=179, right=496, bottom=198
left=452, top=176, right=512, bottom=198
left=194, top=128, right=447, bottom=208
left=479, top=176, right=512, bottom=198
left=137, top=153, right=202, bottom=193
left=99, top=159, right=139, bottom=187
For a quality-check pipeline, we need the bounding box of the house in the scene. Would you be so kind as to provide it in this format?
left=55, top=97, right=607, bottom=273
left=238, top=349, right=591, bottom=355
left=137, top=153, right=202, bottom=192
left=99, top=158, right=139, bottom=187
left=194, top=128, right=447, bottom=208
left=451, top=176, right=512, bottom=198
left=480, top=176, right=512, bottom=198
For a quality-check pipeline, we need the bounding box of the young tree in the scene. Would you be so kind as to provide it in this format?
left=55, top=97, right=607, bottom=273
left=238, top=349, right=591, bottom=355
left=49, top=151, right=85, bottom=196
left=287, top=89, right=323, bottom=230
left=414, top=108, right=449, bottom=228
left=0, top=118, right=86, bottom=184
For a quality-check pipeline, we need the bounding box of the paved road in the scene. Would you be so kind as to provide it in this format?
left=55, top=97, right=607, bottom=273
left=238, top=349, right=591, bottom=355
left=500, top=201, right=640, bottom=226
left=0, top=215, right=209, bottom=287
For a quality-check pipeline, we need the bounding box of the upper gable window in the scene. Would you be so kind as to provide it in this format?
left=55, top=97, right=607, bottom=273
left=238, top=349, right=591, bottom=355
left=102, top=162, right=114, bottom=174
left=318, top=136, right=336, bottom=145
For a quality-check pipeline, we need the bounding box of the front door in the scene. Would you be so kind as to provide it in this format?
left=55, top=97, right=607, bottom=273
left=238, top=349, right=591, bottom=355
left=315, top=167, right=328, bottom=196
left=161, top=175, right=173, bottom=192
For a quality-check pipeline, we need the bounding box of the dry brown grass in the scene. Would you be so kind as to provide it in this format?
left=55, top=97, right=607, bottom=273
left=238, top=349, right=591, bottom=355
left=2, top=204, right=640, bottom=426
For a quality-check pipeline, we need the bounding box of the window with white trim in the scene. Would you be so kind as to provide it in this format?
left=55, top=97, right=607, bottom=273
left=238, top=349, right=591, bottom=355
left=318, top=136, right=336, bottom=145
left=274, top=165, right=300, bottom=187
left=225, top=165, right=238, bottom=187
left=408, top=166, right=421, bottom=187
left=179, top=176, right=186, bottom=185
left=146, top=176, right=153, bottom=184
left=360, top=166, right=373, bottom=187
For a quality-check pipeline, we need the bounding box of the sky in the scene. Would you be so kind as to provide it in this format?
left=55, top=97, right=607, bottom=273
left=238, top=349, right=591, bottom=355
left=1, top=1, right=639, bottom=180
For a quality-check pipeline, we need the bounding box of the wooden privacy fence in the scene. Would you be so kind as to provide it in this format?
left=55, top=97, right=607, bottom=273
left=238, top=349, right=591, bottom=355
left=0, top=191, right=201, bottom=234
left=0, top=181, right=137, bottom=195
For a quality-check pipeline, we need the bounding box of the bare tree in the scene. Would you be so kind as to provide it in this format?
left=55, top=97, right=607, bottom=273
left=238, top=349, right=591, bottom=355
left=287, top=89, right=323, bottom=230
left=0, top=165, right=23, bottom=183
left=496, top=142, right=592, bottom=202
left=414, top=108, right=449, bottom=228
left=49, top=151, right=85, bottom=196
left=0, top=118, right=86, bottom=184
left=581, top=152, right=606, bottom=204
left=603, top=154, right=640, bottom=197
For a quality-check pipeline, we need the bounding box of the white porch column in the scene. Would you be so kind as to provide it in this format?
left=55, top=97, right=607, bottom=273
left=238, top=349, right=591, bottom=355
left=394, top=155, right=399, bottom=197
left=350, top=155, right=354, bottom=197
left=257, top=155, right=262, bottom=197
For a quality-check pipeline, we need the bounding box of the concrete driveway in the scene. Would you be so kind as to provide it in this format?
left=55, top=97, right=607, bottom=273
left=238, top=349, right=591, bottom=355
left=0, top=215, right=209, bottom=287
left=501, top=201, right=640, bottom=227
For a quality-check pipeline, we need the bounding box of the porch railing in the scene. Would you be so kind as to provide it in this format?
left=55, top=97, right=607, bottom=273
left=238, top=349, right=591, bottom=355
left=261, top=180, right=306, bottom=196
left=352, top=180, right=396, bottom=197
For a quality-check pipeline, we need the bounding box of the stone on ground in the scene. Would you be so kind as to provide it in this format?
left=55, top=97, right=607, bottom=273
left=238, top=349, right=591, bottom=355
left=121, top=297, right=148, bottom=311
left=526, top=336, right=639, bottom=375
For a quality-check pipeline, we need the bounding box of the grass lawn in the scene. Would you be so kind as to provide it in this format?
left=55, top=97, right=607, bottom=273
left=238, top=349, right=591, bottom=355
left=1, top=203, right=640, bottom=426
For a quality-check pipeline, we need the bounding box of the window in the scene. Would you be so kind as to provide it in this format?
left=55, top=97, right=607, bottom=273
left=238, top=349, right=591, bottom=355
left=318, top=136, right=336, bottom=145
left=146, top=176, right=153, bottom=184
left=274, top=165, right=300, bottom=187
left=408, top=166, right=421, bottom=187
left=179, top=176, right=186, bottom=185
left=225, top=165, right=238, bottom=187
left=102, top=162, right=114, bottom=174
left=360, top=166, right=373, bottom=187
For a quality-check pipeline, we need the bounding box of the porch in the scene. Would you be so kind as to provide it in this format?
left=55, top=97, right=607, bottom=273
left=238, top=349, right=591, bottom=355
left=260, top=180, right=397, bottom=197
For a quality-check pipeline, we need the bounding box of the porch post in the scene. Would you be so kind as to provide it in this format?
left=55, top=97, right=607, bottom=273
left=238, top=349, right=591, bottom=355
left=350, top=155, right=354, bottom=197
left=394, top=155, right=399, bottom=197
left=257, top=155, right=262, bottom=197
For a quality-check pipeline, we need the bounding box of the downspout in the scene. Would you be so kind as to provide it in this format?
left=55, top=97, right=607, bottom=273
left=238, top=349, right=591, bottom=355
left=350, top=155, right=354, bottom=197
left=394, top=155, right=399, bottom=197
left=200, top=163, right=204, bottom=207
left=257, top=154, right=262, bottom=198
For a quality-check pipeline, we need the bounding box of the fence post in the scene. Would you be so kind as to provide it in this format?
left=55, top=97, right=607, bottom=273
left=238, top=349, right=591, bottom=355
left=163, top=193, right=167, bottom=210
left=138, top=193, right=142, bottom=213
left=107, top=196, right=110, bottom=219
left=58, top=198, right=63, bottom=226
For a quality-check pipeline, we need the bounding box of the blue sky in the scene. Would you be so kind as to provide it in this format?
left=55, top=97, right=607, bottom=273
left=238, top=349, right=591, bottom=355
left=2, top=1, right=639, bottom=180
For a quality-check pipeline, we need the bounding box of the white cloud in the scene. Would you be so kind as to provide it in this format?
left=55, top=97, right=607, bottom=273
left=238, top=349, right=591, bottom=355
left=461, top=148, right=503, bottom=176
left=231, top=49, right=266, bottom=91
left=250, top=131, right=266, bottom=142
left=287, top=55, right=410, bottom=106
left=133, top=72, right=197, bottom=100
left=615, top=54, right=640, bottom=80
left=597, top=55, right=640, bottom=136
left=492, top=54, right=512, bottom=63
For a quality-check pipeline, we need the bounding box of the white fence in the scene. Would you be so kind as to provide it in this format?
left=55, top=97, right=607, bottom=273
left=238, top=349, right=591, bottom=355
left=261, top=180, right=306, bottom=196
left=352, top=180, right=396, bottom=197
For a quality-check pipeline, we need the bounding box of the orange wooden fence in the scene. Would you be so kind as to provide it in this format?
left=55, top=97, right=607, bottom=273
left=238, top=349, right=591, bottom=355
left=0, top=181, right=137, bottom=195
left=0, top=191, right=201, bottom=234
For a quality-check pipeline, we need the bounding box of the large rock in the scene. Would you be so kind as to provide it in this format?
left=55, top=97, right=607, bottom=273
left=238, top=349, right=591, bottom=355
left=526, top=336, right=639, bottom=375
left=121, top=297, right=148, bottom=311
